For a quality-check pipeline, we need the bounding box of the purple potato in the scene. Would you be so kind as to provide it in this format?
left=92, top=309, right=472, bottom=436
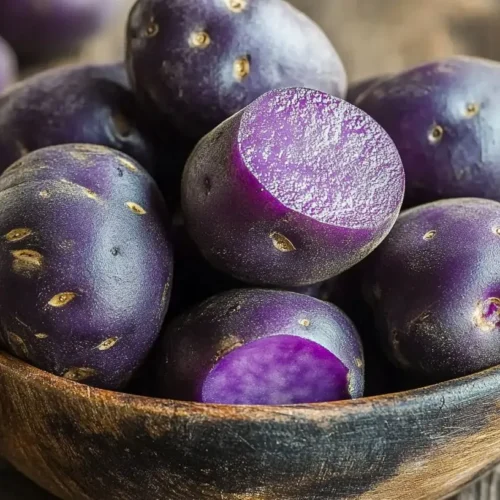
left=0, top=0, right=119, bottom=63
left=126, top=0, right=347, bottom=139
left=356, top=56, right=500, bottom=207
left=0, top=63, right=156, bottom=176
left=0, top=37, right=17, bottom=94
left=158, top=289, right=364, bottom=404
left=0, top=144, right=173, bottom=389
left=169, top=214, right=327, bottom=317
left=362, top=198, right=500, bottom=383
left=346, top=75, right=389, bottom=105
left=182, top=87, right=405, bottom=287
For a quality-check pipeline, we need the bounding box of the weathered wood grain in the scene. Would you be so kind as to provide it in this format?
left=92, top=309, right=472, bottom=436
left=1, top=352, right=500, bottom=500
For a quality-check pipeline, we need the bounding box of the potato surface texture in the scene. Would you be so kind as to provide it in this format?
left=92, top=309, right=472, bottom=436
left=0, top=145, right=173, bottom=389
left=363, top=198, right=500, bottom=383
left=126, top=0, right=347, bottom=138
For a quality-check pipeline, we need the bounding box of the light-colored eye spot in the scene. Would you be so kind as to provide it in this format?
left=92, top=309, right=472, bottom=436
left=298, top=319, right=310, bottom=327
left=473, top=297, right=500, bottom=332
left=189, top=31, right=211, bottom=48
left=119, top=157, right=138, bottom=172
left=423, top=230, right=437, bottom=240
left=493, top=227, right=500, bottom=236
left=145, top=19, right=159, bottom=37
left=48, top=292, right=77, bottom=308
left=270, top=232, right=296, bottom=252
left=112, top=113, right=132, bottom=137
left=69, top=151, right=87, bottom=161
left=73, top=144, right=108, bottom=154
left=40, top=190, right=50, bottom=198
left=7, top=332, right=29, bottom=359
left=5, top=228, right=32, bottom=242
left=83, top=188, right=98, bottom=200
left=465, top=102, right=480, bottom=118
left=35, top=333, right=48, bottom=339
left=63, top=367, right=98, bottom=382
left=126, top=202, right=147, bottom=215
left=11, top=249, right=43, bottom=267
left=234, top=56, right=251, bottom=81
left=355, top=358, right=363, bottom=368
left=96, top=337, right=119, bottom=351
left=428, top=125, right=444, bottom=144
left=226, top=0, right=247, bottom=12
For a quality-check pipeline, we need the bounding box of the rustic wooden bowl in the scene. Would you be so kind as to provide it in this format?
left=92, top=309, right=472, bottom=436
left=0, top=351, right=499, bottom=500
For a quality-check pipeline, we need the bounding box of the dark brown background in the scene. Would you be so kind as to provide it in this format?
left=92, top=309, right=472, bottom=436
left=5, top=0, right=500, bottom=498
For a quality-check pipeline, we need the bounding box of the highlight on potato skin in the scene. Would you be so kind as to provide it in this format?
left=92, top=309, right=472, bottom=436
left=0, top=63, right=156, bottom=176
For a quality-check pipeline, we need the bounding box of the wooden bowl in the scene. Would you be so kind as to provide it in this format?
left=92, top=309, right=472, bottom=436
left=1, top=352, right=500, bottom=500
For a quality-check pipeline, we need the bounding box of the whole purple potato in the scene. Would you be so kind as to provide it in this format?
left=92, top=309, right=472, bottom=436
left=356, top=56, right=500, bottom=207
left=182, top=87, right=405, bottom=287
left=346, top=75, right=389, bottom=105
left=158, top=289, right=364, bottom=404
left=126, top=0, right=347, bottom=139
left=362, top=198, right=500, bottom=383
left=0, top=0, right=119, bottom=63
left=0, top=144, right=173, bottom=389
left=0, top=37, right=17, bottom=94
left=0, top=63, right=155, bottom=176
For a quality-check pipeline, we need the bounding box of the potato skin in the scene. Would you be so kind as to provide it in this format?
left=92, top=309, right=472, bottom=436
left=346, top=75, right=388, bottom=105
left=126, top=0, right=347, bottom=139
left=0, top=145, right=173, bottom=389
left=362, top=198, right=500, bottom=383
left=356, top=56, right=500, bottom=207
left=0, top=37, right=16, bottom=94
left=158, top=289, right=364, bottom=404
left=0, top=0, right=118, bottom=62
left=0, top=63, right=155, bottom=175
left=182, top=88, right=405, bottom=287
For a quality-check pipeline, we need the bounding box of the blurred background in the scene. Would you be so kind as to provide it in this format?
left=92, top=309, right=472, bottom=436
left=71, top=0, right=500, bottom=82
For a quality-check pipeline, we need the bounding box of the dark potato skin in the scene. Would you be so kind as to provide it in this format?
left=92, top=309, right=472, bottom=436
left=158, top=289, right=364, bottom=404
left=362, top=198, right=500, bottom=384
left=126, top=0, right=347, bottom=139
left=0, top=144, right=173, bottom=390
left=346, top=75, right=388, bottom=105
left=0, top=63, right=155, bottom=176
left=357, top=56, right=500, bottom=207
left=0, top=0, right=118, bottom=63
left=0, top=36, right=16, bottom=94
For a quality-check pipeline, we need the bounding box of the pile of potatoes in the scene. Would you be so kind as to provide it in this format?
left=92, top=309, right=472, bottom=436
left=0, top=0, right=499, bottom=406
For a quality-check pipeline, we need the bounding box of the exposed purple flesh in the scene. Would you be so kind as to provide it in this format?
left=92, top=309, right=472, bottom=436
left=182, top=87, right=405, bottom=287
left=159, top=288, right=364, bottom=405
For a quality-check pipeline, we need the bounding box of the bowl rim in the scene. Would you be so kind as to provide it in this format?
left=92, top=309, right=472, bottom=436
left=2, top=350, right=499, bottom=421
